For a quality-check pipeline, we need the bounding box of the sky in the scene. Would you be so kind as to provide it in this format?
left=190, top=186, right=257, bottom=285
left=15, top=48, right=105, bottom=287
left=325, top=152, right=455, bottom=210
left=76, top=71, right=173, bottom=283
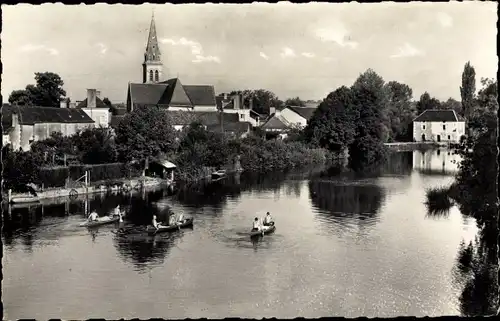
left=1, top=2, right=498, bottom=104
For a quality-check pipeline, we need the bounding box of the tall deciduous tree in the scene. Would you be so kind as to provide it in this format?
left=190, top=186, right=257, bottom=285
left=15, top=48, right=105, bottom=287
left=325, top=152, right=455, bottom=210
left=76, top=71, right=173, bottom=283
left=416, top=92, right=442, bottom=115
left=460, top=61, right=476, bottom=132
left=8, top=72, right=66, bottom=107
left=384, top=81, right=414, bottom=141
left=441, top=97, right=462, bottom=115
left=349, top=69, right=389, bottom=169
left=115, top=105, right=178, bottom=163
left=303, top=86, right=357, bottom=151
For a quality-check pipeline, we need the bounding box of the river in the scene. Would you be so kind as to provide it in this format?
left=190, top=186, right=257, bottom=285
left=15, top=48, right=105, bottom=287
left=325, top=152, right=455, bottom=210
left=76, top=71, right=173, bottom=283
left=2, top=149, right=478, bottom=319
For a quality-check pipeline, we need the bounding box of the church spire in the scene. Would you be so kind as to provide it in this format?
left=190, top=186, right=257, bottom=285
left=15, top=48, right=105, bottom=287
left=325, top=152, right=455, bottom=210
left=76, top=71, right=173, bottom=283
left=144, top=10, right=161, bottom=63
left=142, top=10, right=163, bottom=83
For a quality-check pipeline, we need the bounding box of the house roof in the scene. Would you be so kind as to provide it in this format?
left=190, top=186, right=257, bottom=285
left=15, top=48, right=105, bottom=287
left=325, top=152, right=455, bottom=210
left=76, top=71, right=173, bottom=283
left=286, top=106, right=317, bottom=121
left=2, top=104, right=94, bottom=131
left=165, top=111, right=240, bottom=126
left=261, top=113, right=291, bottom=130
left=413, top=109, right=460, bottom=122
left=128, top=78, right=216, bottom=108
left=76, top=97, right=108, bottom=108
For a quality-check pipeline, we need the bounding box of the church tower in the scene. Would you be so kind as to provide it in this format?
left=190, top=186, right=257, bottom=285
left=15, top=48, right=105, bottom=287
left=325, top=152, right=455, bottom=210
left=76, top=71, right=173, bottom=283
left=142, top=12, right=163, bottom=84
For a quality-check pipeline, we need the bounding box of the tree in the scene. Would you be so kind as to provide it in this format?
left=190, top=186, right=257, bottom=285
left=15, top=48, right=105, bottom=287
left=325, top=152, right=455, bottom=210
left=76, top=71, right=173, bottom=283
left=8, top=72, right=66, bottom=107
left=441, top=97, right=462, bottom=115
left=348, top=69, right=389, bottom=169
left=416, top=92, right=441, bottom=115
left=2, top=145, right=40, bottom=192
left=384, top=81, right=415, bottom=141
left=303, top=86, right=357, bottom=151
left=229, top=89, right=283, bottom=114
left=103, top=97, right=116, bottom=114
left=284, top=97, right=306, bottom=107
left=114, top=105, right=178, bottom=163
left=460, top=61, right=476, bottom=132
left=73, top=127, right=117, bottom=164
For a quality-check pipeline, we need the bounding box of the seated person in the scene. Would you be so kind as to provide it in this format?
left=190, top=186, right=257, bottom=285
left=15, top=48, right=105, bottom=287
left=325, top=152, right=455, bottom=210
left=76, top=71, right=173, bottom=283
left=88, top=211, right=99, bottom=222
left=252, top=217, right=262, bottom=232
left=168, top=214, right=177, bottom=226
left=263, top=212, right=274, bottom=226
left=152, top=215, right=166, bottom=229
left=177, top=212, right=185, bottom=223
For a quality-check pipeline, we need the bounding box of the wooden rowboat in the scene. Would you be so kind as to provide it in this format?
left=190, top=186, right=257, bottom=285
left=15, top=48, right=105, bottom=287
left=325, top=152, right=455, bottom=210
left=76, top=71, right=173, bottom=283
left=146, top=217, right=194, bottom=235
left=79, top=215, right=120, bottom=228
left=250, top=224, right=276, bottom=237
left=10, top=196, right=40, bottom=204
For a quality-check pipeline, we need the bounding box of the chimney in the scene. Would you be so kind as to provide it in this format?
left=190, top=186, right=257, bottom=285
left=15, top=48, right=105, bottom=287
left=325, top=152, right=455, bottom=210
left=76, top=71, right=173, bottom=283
left=249, top=97, right=254, bottom=111
left=12, top=112, right=19, bottom=128
left=87, top=89, right=97, bottom=108
left=233, top=94, right=241, bottom=110
left=269, top=107, right=276, bottom=115
left=69, top=102, right=76, bottom=109
left=60, top=100, right=67, bottom=108
left=223, top=93, right=228, bottom=100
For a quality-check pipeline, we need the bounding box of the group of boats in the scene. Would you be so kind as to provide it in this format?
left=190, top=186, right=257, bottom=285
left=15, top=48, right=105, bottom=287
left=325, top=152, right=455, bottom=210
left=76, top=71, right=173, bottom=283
left=78, top=208, right=276, bottom=238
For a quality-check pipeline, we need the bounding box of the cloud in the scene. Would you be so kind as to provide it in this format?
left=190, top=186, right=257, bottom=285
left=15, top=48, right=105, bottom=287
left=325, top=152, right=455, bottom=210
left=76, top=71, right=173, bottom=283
left=314, top=27, right=358, bottom=49
left=301, top=52, right=315, bottom=58
left=280, top=47, right=296, bottom=58
left=192, top=55, right=220, bottom=64
left=19, top=44, right=59, bottom=56
left=390, top=43, right=424, bottom=58
left=96, top=43, right=108, bottom=55
left=259, top=52, right=270, bottom=60
left=436, top=12, right=453, bottom=28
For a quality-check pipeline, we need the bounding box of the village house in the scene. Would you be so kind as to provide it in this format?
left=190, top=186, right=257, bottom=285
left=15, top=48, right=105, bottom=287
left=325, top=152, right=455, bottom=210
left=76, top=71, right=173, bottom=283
left=2, top=104, right=95, bottom=151
left=74, top=89, right=111, bottom=128
left=261, top=105, right=317, bottom=133
left=412, top=109, right=465, bottom=143
left=215, top=93, right=263, bottom=127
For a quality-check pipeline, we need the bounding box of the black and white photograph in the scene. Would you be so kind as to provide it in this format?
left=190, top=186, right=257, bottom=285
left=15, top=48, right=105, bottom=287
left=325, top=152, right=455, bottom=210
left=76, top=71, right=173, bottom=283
left=1, top=2, right=498, bottom=319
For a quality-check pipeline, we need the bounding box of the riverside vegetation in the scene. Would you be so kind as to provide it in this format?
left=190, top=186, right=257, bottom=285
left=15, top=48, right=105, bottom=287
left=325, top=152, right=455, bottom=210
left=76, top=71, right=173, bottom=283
left=424, top=66, right=498, bottom=316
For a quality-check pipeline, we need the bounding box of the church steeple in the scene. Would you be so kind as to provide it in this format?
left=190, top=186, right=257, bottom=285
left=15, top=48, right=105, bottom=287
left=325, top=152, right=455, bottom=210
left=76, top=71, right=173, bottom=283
left=143, top=11, right=163, bottom=84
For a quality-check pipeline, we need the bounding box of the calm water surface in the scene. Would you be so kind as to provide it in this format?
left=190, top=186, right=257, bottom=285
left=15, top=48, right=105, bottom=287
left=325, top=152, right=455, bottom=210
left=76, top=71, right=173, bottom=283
left=3, top=150, right=478, bottom=319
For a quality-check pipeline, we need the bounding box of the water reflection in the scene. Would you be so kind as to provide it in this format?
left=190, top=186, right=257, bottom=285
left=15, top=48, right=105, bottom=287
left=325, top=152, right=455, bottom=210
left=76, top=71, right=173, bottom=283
left=413, top=148, right=461, bottom=176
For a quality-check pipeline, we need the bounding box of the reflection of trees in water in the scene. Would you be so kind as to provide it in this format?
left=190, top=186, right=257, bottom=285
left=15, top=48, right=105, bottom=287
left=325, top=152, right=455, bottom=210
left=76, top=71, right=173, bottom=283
left=381, top=151, right=413, bottom=175
left=113, top=231, right=179, bottom=273
left=308, top=178, right=386, bottom=226
left=454, top=238, right=498, bottom=316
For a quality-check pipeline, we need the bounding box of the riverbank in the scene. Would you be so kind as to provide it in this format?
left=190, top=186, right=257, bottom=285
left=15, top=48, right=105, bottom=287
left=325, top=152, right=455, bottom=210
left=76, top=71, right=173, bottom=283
left=384, top=141, right=457, bottom=152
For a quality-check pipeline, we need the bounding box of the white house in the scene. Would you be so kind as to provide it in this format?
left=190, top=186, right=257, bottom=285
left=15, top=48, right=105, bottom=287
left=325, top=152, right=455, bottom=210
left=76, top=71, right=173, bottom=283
left=77, top=89, right=111, bottom=128
left=262, top=106, right=316, bottom=132
left=413, top=109, right=465, bottom=143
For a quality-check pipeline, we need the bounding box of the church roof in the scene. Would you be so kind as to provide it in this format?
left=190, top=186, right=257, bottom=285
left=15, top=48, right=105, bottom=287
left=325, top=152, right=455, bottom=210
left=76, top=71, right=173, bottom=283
left=128, top=78, right=216, bottom=108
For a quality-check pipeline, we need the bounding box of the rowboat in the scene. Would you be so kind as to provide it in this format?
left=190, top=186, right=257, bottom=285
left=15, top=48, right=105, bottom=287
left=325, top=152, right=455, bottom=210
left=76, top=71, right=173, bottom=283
left=79, top=215, right=120, bottom=227
left=10, top=196, right=40, bottom=204
left=211, top=170, right=227, bottom=179
left=250, top=224, right=276, bottom=237
left=146, top=217, right=194, bottom=235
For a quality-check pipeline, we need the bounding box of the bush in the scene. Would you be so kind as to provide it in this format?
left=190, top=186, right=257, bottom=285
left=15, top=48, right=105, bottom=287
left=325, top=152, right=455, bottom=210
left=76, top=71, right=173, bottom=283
left=425, top=186, right=453, bottom=216
left=38, top=166, right=69, bottom=188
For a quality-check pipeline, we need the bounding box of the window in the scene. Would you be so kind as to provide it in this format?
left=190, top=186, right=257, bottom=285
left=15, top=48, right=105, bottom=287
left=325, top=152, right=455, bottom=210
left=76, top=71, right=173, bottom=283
left=155, top=70, right=159, bottom=82
left=149, top=70, right=154, bottom=81
left=443, top=125, right=446, bottom=130
left=240, top=114, right=245, bottom=119
left=422, top=124, right=425, bottom=129
left=448, top=135, right=451, bottom=140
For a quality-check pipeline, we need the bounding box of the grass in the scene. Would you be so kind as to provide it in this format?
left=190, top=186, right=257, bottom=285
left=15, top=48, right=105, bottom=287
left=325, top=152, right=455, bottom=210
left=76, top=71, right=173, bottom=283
left=425, top=185, right=454, bottom=216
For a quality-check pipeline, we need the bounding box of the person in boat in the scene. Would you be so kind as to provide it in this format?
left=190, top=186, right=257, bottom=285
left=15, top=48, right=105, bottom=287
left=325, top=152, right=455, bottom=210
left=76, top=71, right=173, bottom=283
left=168, top=213, right=177, bottom=226
left=263, top=212, right=274, bottom=226
left=88, top=211, right=99, bottom=222
left=177, top=212, right=185, bottom=224
left=152, top=215, right=166, bottom=230
left=113, top=205, right=121, bottom=217
left=252, top=217, right=262, bottom=232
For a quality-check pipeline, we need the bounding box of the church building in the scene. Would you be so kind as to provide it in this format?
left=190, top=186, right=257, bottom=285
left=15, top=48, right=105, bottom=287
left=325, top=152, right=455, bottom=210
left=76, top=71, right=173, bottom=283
left=126, top=13, right=218, bottom=113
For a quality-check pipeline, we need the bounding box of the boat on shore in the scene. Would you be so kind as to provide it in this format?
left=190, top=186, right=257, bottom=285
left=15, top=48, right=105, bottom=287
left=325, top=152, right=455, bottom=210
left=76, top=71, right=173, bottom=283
left=211, top=170, right=227, bottom=180
left=146, top=217, right=194, bottom=235
left=9, top=195, right=40, bottom=204
left=79, top=215, right=121, bottom=228
left=250, top=224, right=276, bottom=237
